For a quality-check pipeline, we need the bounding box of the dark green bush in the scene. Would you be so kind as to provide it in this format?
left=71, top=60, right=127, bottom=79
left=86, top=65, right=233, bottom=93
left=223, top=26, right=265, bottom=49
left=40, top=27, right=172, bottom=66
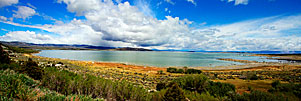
left=247, top=73, right=258, bottom=80
left=156, top=82, right=167, bottom=91
left=167, top=67, right=201, bottom=74
left=177, top=69, right=184, bottom=73
left=167, top=67, right=177, bottom=73
left=185, top=69, right=202, bottom=74
left=269, top=81, right=301, bottom=98
left=0, top=45, right=10, bottom=64
left=172, top=74, right=235, bottom=98
left=163, top=82, right=186, bottom=101
left=173, top=74, right=208, bottom=92
left=207, top=81, right=235, bottom=97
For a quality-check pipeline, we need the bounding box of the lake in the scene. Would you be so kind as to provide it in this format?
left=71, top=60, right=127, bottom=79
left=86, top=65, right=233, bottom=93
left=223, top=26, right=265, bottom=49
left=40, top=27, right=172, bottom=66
left=35, top=50, right=279, bottom=67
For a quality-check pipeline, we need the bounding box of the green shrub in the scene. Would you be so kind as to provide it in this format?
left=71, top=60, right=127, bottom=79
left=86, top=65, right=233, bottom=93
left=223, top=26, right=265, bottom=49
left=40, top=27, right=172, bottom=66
left=167, top=67, right=201, bottom=74
left=17, top=58, right=44, bottom=80
left=184, top=90, right=218, bottom=101
left=41, top=67, right=152, bottom=100
left=207, top=81, right=235, bottom=97
left=167, top=67, right=177, bottom=73
left=157, top=70, right=163, bottom=74
left=163, top=82, right=186, bottom=101
left=247, top=73, right=258, bottom=80
left=185, top=69, right=202, bottom=74
left=177, top=69, right=184, bottom=73
left=156, top=82, right=167, bottom=91
left=0, top=69, right=38, bottom=100
left=0, top=45, right=10, bottom=64
left=269, top=81, right=301, bottom=98
left=173, top=74, right=209, bottom=92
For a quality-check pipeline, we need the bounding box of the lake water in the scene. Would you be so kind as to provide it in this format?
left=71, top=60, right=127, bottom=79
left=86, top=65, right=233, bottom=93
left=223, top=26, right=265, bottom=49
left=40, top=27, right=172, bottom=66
left=35, top=50, right=279, bottom=67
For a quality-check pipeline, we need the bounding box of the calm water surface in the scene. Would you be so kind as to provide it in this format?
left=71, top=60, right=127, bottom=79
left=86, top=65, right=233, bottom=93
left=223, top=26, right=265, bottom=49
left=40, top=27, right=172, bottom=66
left=36, top=50, right=278, bottom=67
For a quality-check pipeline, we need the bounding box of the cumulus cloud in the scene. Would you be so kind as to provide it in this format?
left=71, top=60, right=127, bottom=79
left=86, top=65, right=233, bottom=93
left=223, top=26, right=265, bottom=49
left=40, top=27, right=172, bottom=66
left=0, top=0, right=18, bottom=7
left=13, top=6, right=36, bottom=20
left=57, top=0, right=102, bottom=16
left=1, top=0, right=301, bottom=51
left=223, top=0, right=249, bottom=5
left=0, top=31, right=54, bottom=44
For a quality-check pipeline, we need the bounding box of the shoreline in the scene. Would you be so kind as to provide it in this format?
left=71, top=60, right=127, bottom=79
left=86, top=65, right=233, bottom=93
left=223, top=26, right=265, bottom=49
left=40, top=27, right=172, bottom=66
left=16, top=51, right=301, bottom=91
left=30, top=52, right=301, bottom=71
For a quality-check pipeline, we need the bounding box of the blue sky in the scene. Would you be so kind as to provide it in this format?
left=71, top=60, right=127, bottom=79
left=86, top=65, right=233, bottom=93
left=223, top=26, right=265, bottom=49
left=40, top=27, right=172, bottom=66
left=0, top=0, right=300, bottom=51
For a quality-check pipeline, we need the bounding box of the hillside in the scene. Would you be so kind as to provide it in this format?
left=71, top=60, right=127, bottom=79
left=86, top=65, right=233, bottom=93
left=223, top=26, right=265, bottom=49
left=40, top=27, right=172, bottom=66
left=0, top=41, right=152, bottom=51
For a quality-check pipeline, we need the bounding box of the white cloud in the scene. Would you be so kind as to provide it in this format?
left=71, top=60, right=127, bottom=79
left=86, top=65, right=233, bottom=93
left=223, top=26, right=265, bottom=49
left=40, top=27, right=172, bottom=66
left=0, top=16, right=7, bottom=21
left=186, top=0, right=197, bottom=6
left=164, top=0, right=175, bottom=5
left=13, top=6, right=36, bottom=20
left=1, top=0, right=301, bottom=51
left=1, top=28, right=8, bottom=31
left=27, top=3, right=36, bottom=9
left=187, top=15, right=301, bottom=51
left=223, top=0, right=249, bottom=5
left=0, top=31, right=55, bottom=44
left=133, top=0, right=155, bottom=17
left=0, top=0, right=18, bottom=7
left=57, top=0, right=103, bottom=16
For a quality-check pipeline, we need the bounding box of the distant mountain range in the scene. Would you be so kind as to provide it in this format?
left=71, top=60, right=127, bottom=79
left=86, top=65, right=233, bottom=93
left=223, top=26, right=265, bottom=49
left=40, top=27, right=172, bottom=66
left=0, top=41, right=153, bottom=51
left=1, top=41, right=300, bottom=54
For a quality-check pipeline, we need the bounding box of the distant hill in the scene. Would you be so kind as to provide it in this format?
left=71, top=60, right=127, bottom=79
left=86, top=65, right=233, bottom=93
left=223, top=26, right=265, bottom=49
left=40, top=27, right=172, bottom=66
left=0, top=41, right=152, bottom=51
left=109, top=47, right=153, bottom=51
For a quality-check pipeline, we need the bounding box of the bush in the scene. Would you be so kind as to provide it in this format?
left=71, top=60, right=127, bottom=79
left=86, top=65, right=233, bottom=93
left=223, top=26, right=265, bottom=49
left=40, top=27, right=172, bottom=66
left=185, top=69, right=202, bottom=74
left=173, top=74, right=209, bottom=94
left=0, top=69, right=38, bottom=100
left=157, top=70, right=163, bottom=74
left=184, top=90, right=218, bottom=101
left=207, top=81, right=235, bottom=97
left=177, top=69, right=184, bottom=73
left=163, top=82, right=186, bottom=101
left=172, top=74, right=235, bottom=98
left=269, top=81, right=301, bottom=98
left=247, top=73, right=258, bottom=80
left=167, top=67, right=202, bottom=74
left=41, top=67, right=152, bottom=100
left=271, top=80, right=280, bottom=88
left=0, top=45, right=10, bottom=64
left=167, top=67, right=177, bottom=73
left=156, top=82, right=167, bottom=91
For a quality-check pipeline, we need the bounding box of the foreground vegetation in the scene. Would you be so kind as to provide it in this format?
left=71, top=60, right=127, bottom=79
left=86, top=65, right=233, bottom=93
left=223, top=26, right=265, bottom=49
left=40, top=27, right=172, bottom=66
left=0, top=43, right=300, bottom=100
